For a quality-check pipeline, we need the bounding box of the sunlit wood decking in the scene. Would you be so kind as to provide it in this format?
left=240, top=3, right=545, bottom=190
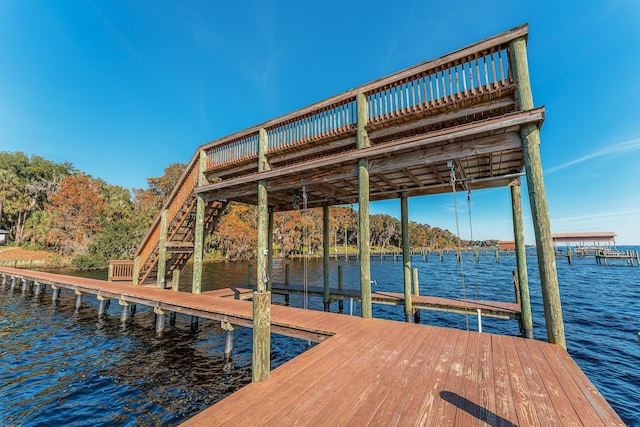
left=1, top=267, right=622, bottom=426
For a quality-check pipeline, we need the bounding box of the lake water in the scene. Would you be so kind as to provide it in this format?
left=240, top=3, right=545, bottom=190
left=1, top=248, right=639, bottom=426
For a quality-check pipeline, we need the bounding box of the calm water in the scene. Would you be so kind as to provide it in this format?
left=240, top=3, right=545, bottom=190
left=1, top=248, right=639, bottom=426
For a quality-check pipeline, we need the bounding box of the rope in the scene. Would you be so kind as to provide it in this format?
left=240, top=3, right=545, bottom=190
left=449, top=162, right=469, bottom=331
left=467, top=188, right=479, bottom=302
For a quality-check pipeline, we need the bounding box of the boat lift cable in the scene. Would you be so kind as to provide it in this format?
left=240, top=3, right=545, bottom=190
left=449, top=162, right=469, bottom=331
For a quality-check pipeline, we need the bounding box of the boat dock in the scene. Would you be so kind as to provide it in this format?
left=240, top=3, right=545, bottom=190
left=0, top=266, right=623, bottom=425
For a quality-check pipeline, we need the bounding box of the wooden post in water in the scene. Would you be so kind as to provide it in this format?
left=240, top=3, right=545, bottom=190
left=511, top=183, right=533, bottom=339
left=154, top=307, right=166, bottom=334
left=119, top=299, right=131, bottom=323
left=156, top=209, right=168, bottom=289
left=284, top=264, right=290, bottom=306
left=401, top=196, right=413, bottom=323
left=510, top=36, right=565, bottom=348
left=222, top=320, right=235, bottom=361
left=74, top=290, right=82, bottom=310
left=412, top=267, right=420, bottom=323
left=33, top=281, right=42, bottom=297
left=356, top=92, right=372, bottom=319
left=338, top=265, right=344, bottom=314
left=323, top=202, right=330, bottom=311
left=97, top=295, right=108, bottom=316
left=253, top=127, right=271, bottom=382
left=192, top=150, right=208, bottom=295
left=51, top=285, right=60, bottom=302
left=247, top=264, right=253, bottom=286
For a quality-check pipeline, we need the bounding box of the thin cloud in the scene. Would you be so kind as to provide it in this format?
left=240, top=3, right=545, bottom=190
left=552, top=209, right=640, bottom=225
left=545, top=138, right=640, bottom=174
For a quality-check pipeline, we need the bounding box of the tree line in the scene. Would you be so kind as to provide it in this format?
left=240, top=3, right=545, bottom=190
left=0, top=152, right=495, bottom=268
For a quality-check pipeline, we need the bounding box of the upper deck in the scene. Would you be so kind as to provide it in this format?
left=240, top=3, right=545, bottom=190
left=193, top=24, right=539, bottom=210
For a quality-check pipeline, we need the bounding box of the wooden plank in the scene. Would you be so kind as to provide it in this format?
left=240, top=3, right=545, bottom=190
left=501, top=336, right=541, bottom=425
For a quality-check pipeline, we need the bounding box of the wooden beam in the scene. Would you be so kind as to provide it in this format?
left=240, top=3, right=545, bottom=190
left=192, top=150, right=207, bottom=295
left=511, top=183, right=533, bottom=339
left=510, top=37, right=565, bottom=348
left=401, top=196, right=413, bottom=323
left=156, top=210, right=168, bottom=289
left=195, top=109, right=544, bottom=195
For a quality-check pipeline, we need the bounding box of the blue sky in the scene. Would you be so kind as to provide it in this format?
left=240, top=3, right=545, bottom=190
left=1, top=0, right=639, bottom=244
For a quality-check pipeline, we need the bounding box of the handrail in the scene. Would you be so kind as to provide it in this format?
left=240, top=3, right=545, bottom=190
left=198, top=24, right=527, bottom=161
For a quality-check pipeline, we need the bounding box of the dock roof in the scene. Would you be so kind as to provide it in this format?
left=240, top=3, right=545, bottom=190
left=552, top=232, right=616, bottom=243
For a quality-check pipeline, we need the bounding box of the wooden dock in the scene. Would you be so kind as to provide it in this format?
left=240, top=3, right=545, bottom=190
left=0, top=267, right=623, bottom=425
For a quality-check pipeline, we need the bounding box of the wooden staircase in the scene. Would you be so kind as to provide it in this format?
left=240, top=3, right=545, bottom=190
left=110, top=153, right=229, bottom=285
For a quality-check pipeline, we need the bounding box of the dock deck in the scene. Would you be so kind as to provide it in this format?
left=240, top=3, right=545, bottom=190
left=1, top=267, right=623, bottom=426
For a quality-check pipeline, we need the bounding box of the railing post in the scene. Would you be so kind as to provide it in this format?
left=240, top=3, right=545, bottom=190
left=156, top=209, right=168, bottom=289
left=511, top=183, right=533, bottom=339
left=357, top=92, right=372, bottom=319
left=192, top=150, right=208, bottom=294
left=510, top=36, right=565, bottom=348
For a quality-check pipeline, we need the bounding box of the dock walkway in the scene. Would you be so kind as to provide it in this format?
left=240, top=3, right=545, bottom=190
left=0, top=267, right=623, bottom=426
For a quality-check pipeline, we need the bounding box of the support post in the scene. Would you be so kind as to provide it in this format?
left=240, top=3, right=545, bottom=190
left=172, top=269, right=180, bottom=292
left=119, top=299, right=130, bottom=323
left=338, top=265, right=344, bottom=314
left=97, top=295, right=108, bottom=316
left=222, top=320, right=235, bottom=361
left=51, top=285, right=60, bottom=302
left=253, top=127, right=271, bottom=382
left=132, top=255, right=140, bottom=285
left=323, top=202, right=330, bottom=311
left=157, top=209, right=168, bottom=289
left=401, top=196, right=413, bottom=323
left=74, top=290, right=82, bottom=310
left=34, top=282, right=42, bottom=297
left=356, top=92, right=371, bottom=319
left=192, top=150, right=208, bottom=295
left=412, top=267, right=421, bottom=323
left=154, top=307, right=166, bottom=334
left=510, top=36, right=565, bottom=348
left=511, top=184, right=533, bottom=339
left=268, top=208, right=274, bottom=292
left=10, top=276, right=16, bottom=291
left=284, top=264, right=290, bottom=306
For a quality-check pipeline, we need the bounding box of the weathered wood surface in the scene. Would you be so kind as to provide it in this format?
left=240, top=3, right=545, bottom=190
left=0, top=267, right=626, bottom=425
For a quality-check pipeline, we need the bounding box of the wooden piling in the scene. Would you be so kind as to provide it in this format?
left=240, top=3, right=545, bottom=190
left=412, top=267, right=420, bottom=323
left=284, top=264, right=290, bottom=306
left=156, top=209, right=169, bottom=289
left=154, top=307, right=166, bottom=334
left=510, top=36, right=565, bottom=348
left=97, top=295, right=108, bottom=316
left=222, top=320, right=235, bottom=361
left=401, top=196, right=413, bottom=323
left=252, top=291, right=270, bottom=382
left=338, top=265, right=344, bottom=314
left=74, top=290, right=82, bottom=309
left=34, top=282, right=42, bottom=297
left=356, top=92, right=372, bottom=319
left=51, top=285, right=60, bottom=302
left=323, top=203, right=330, bottom=311
left=120, top=301, right=130, bottom=322
left=268, top=209, right=274, bottom=292
left=253, top=127, right=271, bottom=382
left=192, top=150, right=208, bottom=295
left=511, top=184, right=533, bottom=339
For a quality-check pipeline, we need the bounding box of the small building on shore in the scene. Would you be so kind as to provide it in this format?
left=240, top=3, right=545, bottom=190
left=0, top=229, right=9, bottom=246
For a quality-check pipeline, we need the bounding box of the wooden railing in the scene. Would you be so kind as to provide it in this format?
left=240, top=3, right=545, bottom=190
left=366, top=46, right=511, bottom=124
left=108, top=260, right=134, bottom=282
left=200, top=25, right=525, bottom=170
left=134, top=151, right=203, bottom=278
